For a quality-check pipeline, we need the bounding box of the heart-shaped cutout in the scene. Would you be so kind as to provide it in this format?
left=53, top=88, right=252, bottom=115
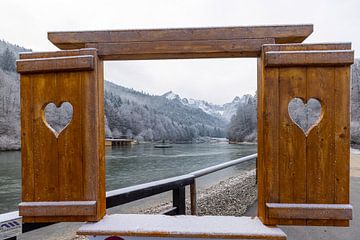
left=43, top=102, right=73, bottom=138
left=288, top=98, right=322, bottom=136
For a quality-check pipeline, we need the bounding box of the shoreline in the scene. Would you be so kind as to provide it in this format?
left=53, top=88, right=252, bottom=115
left=21, top=167, right=257, bottom=240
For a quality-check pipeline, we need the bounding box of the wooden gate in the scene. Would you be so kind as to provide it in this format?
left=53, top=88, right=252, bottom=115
left=17, top=49, right=105, bottom=222
left=257, top=43, right=354, bottom=226
left=16, top=24, right=354, bottom=231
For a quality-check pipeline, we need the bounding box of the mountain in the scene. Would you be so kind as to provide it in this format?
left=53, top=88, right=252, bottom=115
left=1, top=38, right=359, bottom=149
left=162, top=91, right=246, bottom=122
left=104, top=82, right=227, bottom=142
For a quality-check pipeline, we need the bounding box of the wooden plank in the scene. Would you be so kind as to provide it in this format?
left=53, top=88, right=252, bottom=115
left=18, top=50, right=106, bottom=222
left=306, top=67, right=335, bottom=226
left=16, top=55, right=94, bottom=73
left=334, top=66, right=351, bottom=226
left=19, top=48, right=97, bottom=60
left=32, top=73, right=59, bottom=202
left=19, top=201, right=96, bottom=217
left=82, top=52, right=100, bottom=222
left=262, top=62, right=280, bottom=225
left=265, top=50, right=354, bottom=67
left=266, top=203, right=352, bottom=220
left=77, top=214, right=287, bottom=239
left=257, top=56, right=264, bottom=222
left=262, top=42, right=351, bottom=52
left=96, top=57, right=106, bottom=219
left=278, top=67, right=307, bottom=225
left=89, top=38, right=274, bottom=60
left=20, top=74, right=35, bottom=223
left=48, top=24, right=313, bottom=50
left=56, top=72, right=84, bottom=201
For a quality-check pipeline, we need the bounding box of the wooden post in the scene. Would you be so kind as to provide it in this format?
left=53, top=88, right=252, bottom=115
left=190, top=181, right=197, bottom=215
left=16, top=49, right=106, bottom=222
left=257, top=43, right=354, bottom=226
left=173, top=187, right=186, bottom=215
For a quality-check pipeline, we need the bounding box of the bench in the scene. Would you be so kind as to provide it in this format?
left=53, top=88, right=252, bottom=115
left=77, top=214, right=287, bottom=239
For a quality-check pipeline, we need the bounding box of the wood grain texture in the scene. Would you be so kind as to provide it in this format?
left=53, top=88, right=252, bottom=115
left=19, top=201, right=96, bottom=217
left=265, top=50, right=354, bottom=67
left=334, top=66, right=351, bottom=226
left=266, top=203, right=352, bottom=220
left=18, top=50, right=105, bottom=222
left=19, top=48, right=97, bottom=59
left=48, top=24, right=313, bottom=50
left=17, top=55, right=94, bottom=73
left=278, top=67, right=307, bottom=226
left=262, top=42, right=351, bottom=53
left=256, top=56, right=265, bottom=222
left=85, top=38, right=275, bottom=60
left=258, top=45, right=353, bottom=226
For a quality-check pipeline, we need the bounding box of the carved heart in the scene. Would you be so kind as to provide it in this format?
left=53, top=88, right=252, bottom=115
left=43, top=102, right=73, bottom=137
left=288, top=98, right=322, bottom=135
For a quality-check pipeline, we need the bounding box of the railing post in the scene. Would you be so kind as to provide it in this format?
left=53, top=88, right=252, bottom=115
left=173, top=186, right=186, bottom=215
left=190, top=181, right=197, bottom=215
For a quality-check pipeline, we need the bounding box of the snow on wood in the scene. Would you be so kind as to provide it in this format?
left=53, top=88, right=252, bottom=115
left=77, top=214, right=287, bottom=239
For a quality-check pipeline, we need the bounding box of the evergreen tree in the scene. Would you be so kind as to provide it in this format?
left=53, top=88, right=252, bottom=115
left=0, top=48, right=16, bottom=72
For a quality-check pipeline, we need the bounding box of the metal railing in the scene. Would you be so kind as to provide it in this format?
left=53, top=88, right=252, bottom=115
left=0, top=153, right=257, bottom=240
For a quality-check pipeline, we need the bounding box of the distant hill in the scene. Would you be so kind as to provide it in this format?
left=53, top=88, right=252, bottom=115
left=0, top=39, right=239, bottom=149
left=0, top=40, right=31, bottom=150
left=351, top=59, right=360, bottom=147
left=1, top=38, right=359, bottom=149
left=104, top=81, right=228, bottom=142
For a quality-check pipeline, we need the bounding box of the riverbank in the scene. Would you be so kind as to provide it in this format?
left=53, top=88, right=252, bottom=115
left=20, top=167, right=257, bottom=240
left=139, top=169, right=256, bottom=216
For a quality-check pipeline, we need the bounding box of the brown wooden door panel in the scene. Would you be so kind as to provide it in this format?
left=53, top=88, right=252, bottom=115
left=17, top=49, right=105, bottom=222
left=257, top=43, right=353, bottom=226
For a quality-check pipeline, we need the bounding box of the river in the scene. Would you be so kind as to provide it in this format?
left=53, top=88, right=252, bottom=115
left=0, top=142, right=256, bottom=214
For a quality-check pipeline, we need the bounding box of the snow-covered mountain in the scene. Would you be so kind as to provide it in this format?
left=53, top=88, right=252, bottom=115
left=162, top=91, right=251, bottom=122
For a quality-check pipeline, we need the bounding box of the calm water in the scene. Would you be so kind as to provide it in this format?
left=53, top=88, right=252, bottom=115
left=0, top=143, right=256, bottom=214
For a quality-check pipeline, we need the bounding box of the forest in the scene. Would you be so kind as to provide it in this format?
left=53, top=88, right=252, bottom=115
left=0, top=39, right=359, bottom=149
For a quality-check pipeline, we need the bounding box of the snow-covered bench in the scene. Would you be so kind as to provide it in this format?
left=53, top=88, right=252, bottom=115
left=77, top=214, right=287, bottom=240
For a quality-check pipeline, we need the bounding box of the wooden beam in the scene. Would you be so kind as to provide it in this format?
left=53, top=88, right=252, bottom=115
left=266, top=203, right=353, bottom=220
left=19, top=48, right=97, bottom=60
left=16, top=55, right=95, bottom=73
left=87, top=38, right=274, bottom=60
left=265, top=50, right=354, bottom=67
left=19, top=201, right=97, bottom=217
left=262, top=42, right=352, bottom=52
left=48, top=24, right=313, bottom=59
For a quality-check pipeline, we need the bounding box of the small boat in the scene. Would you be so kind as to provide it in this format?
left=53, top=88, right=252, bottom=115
left=154, top=144, right=173, bottom=148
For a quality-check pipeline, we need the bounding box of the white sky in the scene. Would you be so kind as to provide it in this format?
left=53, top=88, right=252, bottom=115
left=1, top=0, right=359, bottom=104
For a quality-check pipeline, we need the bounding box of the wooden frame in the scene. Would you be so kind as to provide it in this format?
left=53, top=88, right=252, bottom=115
left=17, top=48, right=105, bottom=222
left=17, top=24, right=354, bottom=229
left=257, top=43, right=354, bottom=226
left=48, top=24, right=313, bottom=59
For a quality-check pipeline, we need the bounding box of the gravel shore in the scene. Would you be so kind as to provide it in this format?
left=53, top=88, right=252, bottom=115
left=72, top=169, right=256, bottom=240
left=20, top=169, right=257, bottom=240
left=139, top=169, right=257, bottom=216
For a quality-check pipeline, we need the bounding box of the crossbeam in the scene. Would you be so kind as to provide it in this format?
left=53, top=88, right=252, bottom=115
left=48, top=24, right=313, bottom=60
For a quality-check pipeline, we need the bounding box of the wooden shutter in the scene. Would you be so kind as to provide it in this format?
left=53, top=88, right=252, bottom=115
left=257, top=43, right=354, bottom=226
left=17, top=49, right=106, bottom=222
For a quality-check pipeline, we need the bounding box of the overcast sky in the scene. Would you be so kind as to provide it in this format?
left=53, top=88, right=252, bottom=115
left=1, top=0, right=359, bottom=104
